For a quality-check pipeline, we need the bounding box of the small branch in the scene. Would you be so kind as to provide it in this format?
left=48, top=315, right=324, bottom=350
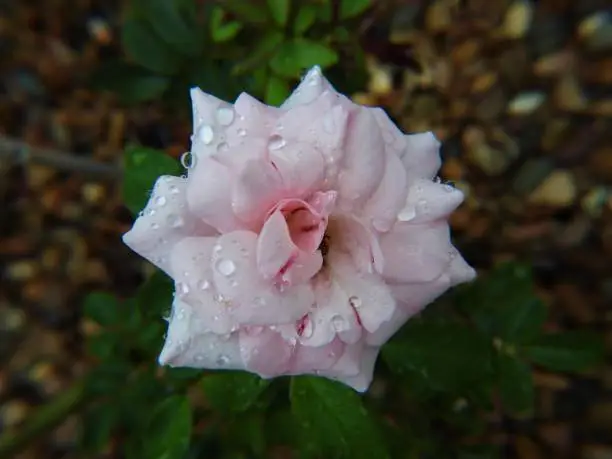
left=0, top=135, right=121, bottom=179
left=0, top=380, right=88, bottom=458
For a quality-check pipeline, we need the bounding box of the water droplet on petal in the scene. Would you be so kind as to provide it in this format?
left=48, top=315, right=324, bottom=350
left=167, top=214, right=184, bottom=228
left=155, top=195, right=167, bottom=207
left=302, top=317, right=314, bottom=338
left=197, top=279, right=210, bottom=290
left=216, top=258, right=236, bottom=276
left=195, top=354, right=204, bottom=362
left=253, top=297, right=266, bottom=307
left=397, top=205, right=416, bottom=222
left=268, top=134, right=286, bottom=150
left=213, top=243, right=222, bottom=253
left=180, top=152, right=196, bottom=169
left=230, top=280, right=238, bottom=287
left=177, top=308, right=185, bottom=320
left=443, top=182, right=455, bottom=192
left=323, top=114, right=335, bottom=133
left=198, top=124, right=214, bottom=144
left=416, top=199, right=429, bottom=214
left=147, top=208, right=157, bottom=217
left=169, top=185, right=180, bottom=194
left=151, top=222, right=160, bottom=230
left=331, top=315, right=347, bottom=332
left=177, top=282, right=190, bottom=295
left=217, top=142, right=229, bottom=153
left=237, top=128, right=246, bottom=137
left=214, top=293, right=225, bottom=303
left=348, top=296, right=362, bottom=309
left=215, top=354, right=229, bottom=365
left=216, top=106, right=235, bottom=126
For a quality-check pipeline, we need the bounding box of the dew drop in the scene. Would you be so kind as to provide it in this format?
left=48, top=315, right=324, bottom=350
left=138, top=211, right=144, bottom=217
left=177, top=282, right=190, bottom=295
left=443, top=183, right=455, bottom=192
left=198, top=124, right=214, bottom=144
left=197, top=279, right=210, bottom=290
left=216, top=258, right=236, bottom=276
left=253, top=297, right=266, bottom=307
left=323, top=114, right=335, bottom=134
left=348, top=296, right=362, bottom=309
left=177, top=308, right=185, bottom=320
left=331, top=315, right=347, bottom=332
left=237, top=128, right=246, bottom=137
left=397, top=205, right=416, bottom=222
left=230, top=280, right=238, bottom=287
left=167, top=214, right=184, bottom=228
left=215, top=354, right=229, bottom=366
left=169, top=185, right=180, bottom=194
left=195, top=354, right=204, bottom=362
left=217, top=142, right=229, bottom=153
left=151, top=222, right=160, bottom=230
left=213, top=293, right=225, bottom=303
left=213, top=243, right=222, bottom=253
left=268, top=134, right=286, bottom=150
left=416, top=199, right=429, bottom=214
left=301, top=317, right=314, bottom=338
left=147, top=208, right=157, bottom=217
left=155, top=195, right=167, bottom=207
left=216, top=106, right=235, bottom=126
left=180, top=151, right=196, bottom=169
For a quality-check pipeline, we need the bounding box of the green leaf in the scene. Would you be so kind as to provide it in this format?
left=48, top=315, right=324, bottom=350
left=382, top=320, right=494, bottom=393
left=84, top=292, right=122, bottom=326
left=89, top=60, right=169, bottom=104
left=233, top=30, right=284, bottom=75
left=270, top=38, right=339, bottom=78
left=524, top=331, right=604, bottom=372
left=498, top=354, right=534, bottom=416
left=144, top=0, right=201, bottom=55
left=86, top=332, right=119, bottom=360
left=265, top=75, right=290, bottom=106
left=458, top=445, right=500, bottom=459
left=80, top=402, right=119, bottom=453
left=267, top=0, right=290, bottom=26
left=143, top=395, right=192, bottom=459
left=294, top=5, right=317, bottom=34
left=340, top=0, right=372, bottom=19
left=201, top=371, right=270, bottom=412
left=222, top=0, right=271, bottom=25
left=290, top=376, right=389, bottom=459
left=210, top=7, right=243, bottom=42
left=122, top=147, right=180, bottom=215
left=85, top=361, right=132, bottom=396
left=121, top=15, right=182, bottom=74
left=456, top=262, right=546, bottom=343
left=137, top=269, right=174, bottom=318
left=188, top=59, right=246, bottom=102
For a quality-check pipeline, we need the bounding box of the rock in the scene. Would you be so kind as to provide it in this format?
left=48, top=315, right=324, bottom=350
left=528, top=170, right=578, bottom=207
left=502, top=0, right=534, bottom=39
left=513, top=159, right=555, bottom=195
left=508, top=92, right=546, bottom=115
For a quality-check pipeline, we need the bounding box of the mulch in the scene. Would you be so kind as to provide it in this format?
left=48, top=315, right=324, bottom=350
left=0, top=1, right=610, bottom=458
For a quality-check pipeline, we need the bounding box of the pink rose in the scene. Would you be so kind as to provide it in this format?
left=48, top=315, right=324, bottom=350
left=123, top=66, right=475, bottom=392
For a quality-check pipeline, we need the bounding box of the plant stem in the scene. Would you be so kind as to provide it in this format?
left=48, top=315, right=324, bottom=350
left=0, top=380, right=88, bottom=458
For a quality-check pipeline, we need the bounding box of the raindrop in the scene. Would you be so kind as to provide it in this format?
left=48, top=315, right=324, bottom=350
left=253, top=297, right=266, bottom=307
left=138, top=211, right=144, bottom=217
left=268, top=134, right=286, bottom=150
left=167, top=214, right=184, bottom=228
left=213, top=243, right=222, bottom=253
left=177, top=308, right=185, bottom=320
left=198, top=124, right=214, bottom=144
left=301, top=317, right=314, bottom=338
left=348, top=296, right=362, bottom=309
left=443, top=183, right=455, bottom=192
left=195, top=354, right=204, bottom=362
left=177, top=282, right=190, bottom=295
left=180, top=151, right=196, bottom=169
left=416, top=199, right=429, bottom=214
left=155, top=196, right=167, bottom=207
left=323, top=114, right=335, bottom=134
left=213, top=293, right=225, bottom=303
left=215, top=354, right=229, bottom=366
left=216, top=258, right=236, bottom=276
left=434, top=176, right=442, bottom=184
left=217, top=142, right=229, bottom=153
left=169, top=185, right=180, bottom=194
left=230, top=280, right=238, bottom=287
left=397, top=205, right=416, bottom=222
left=147, top=208, right=157, bottom=217
left=197, top=279, right=210, bottom=290
left=216, top=106, right=235, bottom=126
left=151, top=222, right=160, bottom=230
left=237, top=128, right=246, bottom=137
left=331, top=315, right=347, bottom=332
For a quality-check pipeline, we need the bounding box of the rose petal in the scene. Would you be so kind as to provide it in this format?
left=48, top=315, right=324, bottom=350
left=186, top=156, right=244, bottom=233
left=123, top=175, right=216, bottom=275
left=256, top=210, right=298, bottom=280
left=369, top=107, right=407, bottom=158
left=330, top=216, right=384, bottom=275
left=328, top=251, right=396, bottom=335
left=158, top=298, right=243, bottom=370
left=281, top=66, right=333, bottom=110
left=333, top=345, right=380, bottom=393
left=337, top=107, right=386, bottom=208
left=239, top=327, right=293, bottom=377
left=448, top=251, right=477, bottom=286
left=396, top=179, right=465, bottom=224
left=401, top=132, right=442, bottom=183
left=362, top=148, right=408, bottom=233
left=211, top=231, right=314, bottom=325
left=379, top=222, right=452, bottom=283
left=291, top=338, right=345, bottom=373
left=269, top=141, right=326, bottom=197
left=365, top=307, right=411, bottom=346
left=388, top=273, right=452, bottom=312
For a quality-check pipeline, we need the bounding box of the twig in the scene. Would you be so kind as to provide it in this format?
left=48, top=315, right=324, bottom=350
left=0, top=135, right=121, bottom=179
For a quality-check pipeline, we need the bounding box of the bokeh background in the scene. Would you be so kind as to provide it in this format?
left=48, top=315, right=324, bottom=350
left=0, top=0, right=610, bottom=458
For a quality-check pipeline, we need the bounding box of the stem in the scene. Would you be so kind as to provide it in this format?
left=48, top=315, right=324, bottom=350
left=0, top=381, right=88, bottom=458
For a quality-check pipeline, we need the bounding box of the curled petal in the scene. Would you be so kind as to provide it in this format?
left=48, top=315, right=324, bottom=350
left=291, top=338, right=345, bottom=374
left=239, top=327, right=294, bottom=377
left=330, top=216, right=384, bottom=275
left=256, top=210, right=298, bottom=280
left=281, top=66, right=334, bottom=110
left=270, top=141, right=326, bottom=197
left=369, top=107, right=407, bottom=158
left=396, top=179, right=465, bottom=224
left=448, top=251, right=477, bottom=286
left=401, top=132, right=442, bottom=183
left=122, top=175, right=216, bottom=275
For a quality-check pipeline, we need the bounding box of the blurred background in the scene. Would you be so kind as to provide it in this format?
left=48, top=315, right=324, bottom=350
left=0, top=0, right=610, bottom=458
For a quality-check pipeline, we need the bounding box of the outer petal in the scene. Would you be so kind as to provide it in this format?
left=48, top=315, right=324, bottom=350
left=337, top=108, right=386, bottom=208
left=169, top=237, right=235, bottom=334
left=369, top=107, right=407, bottom=158
left=190, top=88, right=236, bottom=159
left=389, top=274, right=452, bottom=312
left=364, top=307, right=410, bottom=346
left=123, top=175, right=216, bottom=275
left=379, top=222, right=452, bottom=284
left=186, top=156, right=244, bottom=233
left=269, top=141, right=326, bottom=197
left=158, top=297, right=243, bottom=370
left=290, top=338, right=345, bottom=374
left=401, top=132, right=442, bottom=183
left=328, top=251, right=396, bottom=335
left=336, top=346, right=380, bottom=393
left=318, top=341, right=380, bottom=392
left=396, top=179, right=464, bottom=224
left=361, top=148, right=408, bottom=233
left=447, top=250, right=477, bottom=286
left=211, top=231, right=314, bottom=326
left=281, top=66, right=334, bottom=110
left=330, top=216, right=384, bottom=275
left=239, top=327, right=294, bottom=377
